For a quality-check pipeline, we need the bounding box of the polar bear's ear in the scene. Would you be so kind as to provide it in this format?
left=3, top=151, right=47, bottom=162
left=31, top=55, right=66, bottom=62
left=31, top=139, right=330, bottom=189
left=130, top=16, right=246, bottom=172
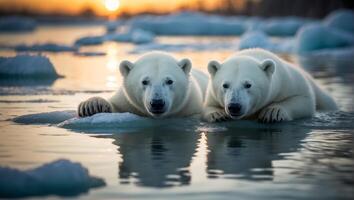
left=260, top=59, right=275, bottom=77
left=208, top=60, right=221, bottom=77
left=119, top=60, right=134, bottom=77
left=178, top=58, right=192, bottom=75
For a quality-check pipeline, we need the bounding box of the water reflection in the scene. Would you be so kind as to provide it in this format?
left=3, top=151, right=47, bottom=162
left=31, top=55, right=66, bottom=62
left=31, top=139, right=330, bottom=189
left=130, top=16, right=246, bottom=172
left=96, top=130, right=200, bottom=188
left=206, top=125, right=309, bottom=181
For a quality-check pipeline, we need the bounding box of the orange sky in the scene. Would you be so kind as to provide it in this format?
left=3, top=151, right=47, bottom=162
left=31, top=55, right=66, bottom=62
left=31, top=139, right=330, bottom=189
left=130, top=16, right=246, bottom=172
left=0, top=0, right=218, bottom=16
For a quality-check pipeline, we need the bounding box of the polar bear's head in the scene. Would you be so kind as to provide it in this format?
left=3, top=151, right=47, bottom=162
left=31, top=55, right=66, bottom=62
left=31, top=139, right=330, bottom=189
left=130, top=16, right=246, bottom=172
left=119, top=52, right=191, bottom=117
left=208, top=56, right=275, bottom=119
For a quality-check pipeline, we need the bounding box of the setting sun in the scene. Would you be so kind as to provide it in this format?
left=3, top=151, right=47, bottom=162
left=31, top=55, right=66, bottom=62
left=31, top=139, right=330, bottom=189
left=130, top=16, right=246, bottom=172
left=104, top=0, right=120, bottom=12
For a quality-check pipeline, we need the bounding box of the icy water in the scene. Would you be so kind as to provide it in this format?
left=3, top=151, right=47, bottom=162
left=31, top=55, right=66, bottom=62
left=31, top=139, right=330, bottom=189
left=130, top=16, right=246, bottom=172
left=0, top=26, right=354, bottom=199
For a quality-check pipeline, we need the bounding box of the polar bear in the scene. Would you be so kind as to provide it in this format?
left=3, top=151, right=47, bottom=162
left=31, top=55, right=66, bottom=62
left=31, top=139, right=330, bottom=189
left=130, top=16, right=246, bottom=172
left=78, top=52, right=208, bottom=118
left=203, top=48, right=338, bottom=123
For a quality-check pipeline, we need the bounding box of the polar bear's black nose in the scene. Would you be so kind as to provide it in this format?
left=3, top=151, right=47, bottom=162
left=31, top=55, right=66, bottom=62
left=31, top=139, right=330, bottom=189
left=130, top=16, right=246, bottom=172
left=150, top=99, right=165, bottom=111
left=228, top=103, right=242, bottom=115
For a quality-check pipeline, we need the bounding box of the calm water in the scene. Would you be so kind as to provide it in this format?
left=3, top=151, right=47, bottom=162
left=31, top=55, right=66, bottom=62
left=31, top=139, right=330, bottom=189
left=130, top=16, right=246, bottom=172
left=0, top=26, right=353, bottom=199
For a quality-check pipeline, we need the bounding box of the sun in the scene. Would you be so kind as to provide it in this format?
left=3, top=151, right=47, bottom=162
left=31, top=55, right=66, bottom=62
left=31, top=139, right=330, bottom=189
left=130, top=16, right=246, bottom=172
left=104, top=0, right=120, bottom=12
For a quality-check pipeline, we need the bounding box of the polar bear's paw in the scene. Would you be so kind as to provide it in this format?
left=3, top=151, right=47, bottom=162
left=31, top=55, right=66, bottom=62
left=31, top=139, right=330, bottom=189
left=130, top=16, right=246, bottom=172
left=204, top=110, right=230, bottom=123
left=258, top=105, right=291, bottom=123
left=78, top=97, right=112, bottom=117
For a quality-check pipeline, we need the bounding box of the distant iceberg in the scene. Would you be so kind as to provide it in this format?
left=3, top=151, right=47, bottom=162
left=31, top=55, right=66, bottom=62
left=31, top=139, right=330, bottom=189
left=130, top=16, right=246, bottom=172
left=0, top=159, right=105, bottom=198
left=0, top=16, right=36, bottom=32
left=127, top=12, right=246, bottom=36
left=294, top=9, right=354, bottom=56
left=0, top=54, right=60, bottom=78
left=295, top=24, right=354, bottom=54
left=324, top=9, right=354, bottom=33
left=261, top=17, right=311, bottom=36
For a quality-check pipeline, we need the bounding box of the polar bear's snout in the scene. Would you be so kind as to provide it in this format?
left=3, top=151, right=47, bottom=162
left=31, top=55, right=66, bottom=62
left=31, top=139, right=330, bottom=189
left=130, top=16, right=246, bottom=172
left=227, top=103, right=243, bottom=117
left=149, top=99, right=166, bottom=114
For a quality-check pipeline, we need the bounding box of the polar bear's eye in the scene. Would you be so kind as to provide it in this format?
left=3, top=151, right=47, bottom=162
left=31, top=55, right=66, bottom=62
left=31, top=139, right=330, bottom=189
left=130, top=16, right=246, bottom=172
left=142, top=80, right=149, bottom=85
left=166, top=79, right=174, bottom=85
left=244, top=82, right=252, bottom=89
left=222, top=83, right=229, bottom=89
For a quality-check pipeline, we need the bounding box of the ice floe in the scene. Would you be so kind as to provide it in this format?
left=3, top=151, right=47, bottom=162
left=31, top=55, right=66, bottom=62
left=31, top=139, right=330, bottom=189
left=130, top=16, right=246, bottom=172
left=0, top=159, right=105, bottom=198
left=0, top=54, right=60, bottom=78
left=74, top=29, right=155, bottom=46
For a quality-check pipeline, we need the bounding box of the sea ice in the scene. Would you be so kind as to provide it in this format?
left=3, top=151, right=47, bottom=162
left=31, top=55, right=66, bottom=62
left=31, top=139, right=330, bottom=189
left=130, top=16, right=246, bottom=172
left=0, top=159, right=105, bottom=198
left=13, top=110, right=76, bottom=125
left=0, top=54, right=60, bottom=78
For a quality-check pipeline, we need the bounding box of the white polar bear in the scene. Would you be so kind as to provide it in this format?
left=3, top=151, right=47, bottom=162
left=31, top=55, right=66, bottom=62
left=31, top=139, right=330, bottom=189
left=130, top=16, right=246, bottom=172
left=203, top=48, right=338, bottom=123
left=78, top=52, right=208, bottom=118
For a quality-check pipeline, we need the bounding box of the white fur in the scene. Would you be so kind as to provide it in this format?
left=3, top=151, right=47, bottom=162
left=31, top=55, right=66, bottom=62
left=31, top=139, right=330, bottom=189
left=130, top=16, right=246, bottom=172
left=78, top=52, right=208, bottom=118
left=203, top=48, right=338, bottom=123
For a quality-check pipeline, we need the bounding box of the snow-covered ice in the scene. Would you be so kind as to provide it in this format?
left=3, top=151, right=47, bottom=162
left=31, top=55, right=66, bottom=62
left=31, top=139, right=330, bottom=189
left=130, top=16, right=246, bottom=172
left=0, top=159, right=105, bottom=198
left=0, top=16, right=37, bottom=32
left=58, top=112, right=146, bottom=130
left=0, top=54, right=60, bottom=78
left=13, top=110, right=76, bottom=125
left=12, top=110, right=201, bottom=133
left=15, top=43, right=78, bottom=52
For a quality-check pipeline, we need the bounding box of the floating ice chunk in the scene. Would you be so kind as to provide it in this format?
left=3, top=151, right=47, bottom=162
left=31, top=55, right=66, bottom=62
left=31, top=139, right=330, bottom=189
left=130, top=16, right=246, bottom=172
left=74, top=29, right=154, bottom=46
left=0, top=16, right=36, bottom=32
left=295, top=24, right=354, bottom=54
left=0, top=159, right=105, bottom=198
left=15, top=43, right=78, bottom=52
left=58, top=112, right=146, bottom=130
left=74, top=51, right=106, bottom=57
left=107, top=29, right=155, bottom=44
left=324, top=9, right=354, bottom=34
left=74, top=35, right=105, bottom=46
left=238, top=30, right=294, bottom=53
left=262, top=17, right=310, bottom=36
left=0, top=54, right=60, bottom=78
left=13, top=110, right=76, bottom=125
